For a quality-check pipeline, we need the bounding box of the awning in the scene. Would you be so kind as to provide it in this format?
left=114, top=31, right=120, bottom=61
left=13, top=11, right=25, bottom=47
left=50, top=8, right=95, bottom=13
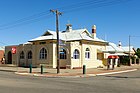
left=109, top=53, right=128, bottom=56
left=108, top=55, right=119, bottom=59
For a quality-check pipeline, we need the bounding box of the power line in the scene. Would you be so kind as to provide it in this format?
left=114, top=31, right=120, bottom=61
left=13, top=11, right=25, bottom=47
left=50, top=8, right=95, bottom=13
left=0, top=0, right=131, bottom=30
left=58, top=0, right=105, bottom=10
left=61, top=0, right=131, bottom=13
left=0, top=41, right=8, bottom=46
left=0, top=14, right=52, bottom=30
left=58, top=0, right=129, bottom=11
left=0, top=0, right=130, bottom=29
left=0, top=11, right=51, bottom=27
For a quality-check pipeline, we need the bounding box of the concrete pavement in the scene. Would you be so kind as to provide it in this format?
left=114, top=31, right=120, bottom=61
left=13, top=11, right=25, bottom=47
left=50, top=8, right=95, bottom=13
left=0, top=64, right=139, bottom=77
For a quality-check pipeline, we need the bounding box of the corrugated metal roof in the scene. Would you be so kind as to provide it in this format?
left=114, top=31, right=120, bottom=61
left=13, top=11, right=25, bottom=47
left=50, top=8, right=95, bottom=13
left=29, top=29, right=107, bottom=43
left=103, top=42, right=135, bottom=53
left=107, top=43, right=124, bottom=52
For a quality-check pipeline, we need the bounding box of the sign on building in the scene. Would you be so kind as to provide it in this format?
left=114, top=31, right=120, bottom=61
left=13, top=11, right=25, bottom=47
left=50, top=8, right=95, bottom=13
left=12, top=47, right=16, bottom=54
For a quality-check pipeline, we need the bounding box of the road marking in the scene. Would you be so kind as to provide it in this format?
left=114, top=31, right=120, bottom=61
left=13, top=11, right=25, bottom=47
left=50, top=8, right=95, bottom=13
left=96, top=69, right=137, bottom=76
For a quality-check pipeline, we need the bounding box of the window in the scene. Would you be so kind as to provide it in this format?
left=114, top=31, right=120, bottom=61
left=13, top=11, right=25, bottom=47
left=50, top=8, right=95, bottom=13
left=39, top=48, right=47, bottom=59
left=28, top=51, right=32, bottom=59
left=85, top=48, right=90, bottom=59
left=60, top=48, right=66, bottom=59
left=73, top=49, right=80, bottom=59
left=20, top=51, right=24, bottom=59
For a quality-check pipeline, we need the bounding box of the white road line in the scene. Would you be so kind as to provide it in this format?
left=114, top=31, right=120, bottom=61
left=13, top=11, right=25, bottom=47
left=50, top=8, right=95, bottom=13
left=96, top=69, right=137, bottom=76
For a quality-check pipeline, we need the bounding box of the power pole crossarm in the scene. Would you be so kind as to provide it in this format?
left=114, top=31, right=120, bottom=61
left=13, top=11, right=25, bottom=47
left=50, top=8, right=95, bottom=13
left=50, top=10, right=62, bottom=15
left=50, top=9, right=62, bottom=74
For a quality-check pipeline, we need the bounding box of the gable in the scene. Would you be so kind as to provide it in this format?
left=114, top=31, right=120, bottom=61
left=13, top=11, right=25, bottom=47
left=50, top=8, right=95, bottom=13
left=81, top=30, right=92, bottom=37
left=42, top=31, right=52, bottom=36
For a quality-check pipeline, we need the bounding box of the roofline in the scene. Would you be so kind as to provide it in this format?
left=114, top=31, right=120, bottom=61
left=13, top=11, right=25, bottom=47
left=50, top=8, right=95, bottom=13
left=28, top=39, right=56, bottom=42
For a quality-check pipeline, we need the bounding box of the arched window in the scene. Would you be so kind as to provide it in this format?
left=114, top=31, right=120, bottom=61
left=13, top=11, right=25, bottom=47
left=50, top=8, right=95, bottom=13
left=73, top=49, right=80, bottom=59
left=60, top=48, right=66, bottom=59
left=85, top=48, right=90, bottom=59
left=20, top=51, right=24, bottom=59
left=28, top=51, right=32, bottom=59
left=39, top=48, right=47, bottom=59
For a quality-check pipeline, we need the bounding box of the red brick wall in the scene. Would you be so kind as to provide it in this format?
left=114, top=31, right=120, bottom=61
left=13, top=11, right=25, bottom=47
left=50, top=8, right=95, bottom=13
left=0, top=50, right=4, bottom=62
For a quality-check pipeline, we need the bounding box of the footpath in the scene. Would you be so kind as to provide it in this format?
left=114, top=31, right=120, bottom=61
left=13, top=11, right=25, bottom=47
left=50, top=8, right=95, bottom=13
left=0, top=64, right=139, bottom=78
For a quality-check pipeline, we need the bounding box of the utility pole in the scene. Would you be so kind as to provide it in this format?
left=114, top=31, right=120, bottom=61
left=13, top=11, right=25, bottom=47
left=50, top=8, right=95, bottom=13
left=50, top=10, right=62, bottom=74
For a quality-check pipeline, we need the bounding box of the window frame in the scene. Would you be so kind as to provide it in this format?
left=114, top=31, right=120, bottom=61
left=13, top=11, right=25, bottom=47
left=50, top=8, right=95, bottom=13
left=85, top=48, right=90, bottom=59
left=73, top=49, right=80, bottom=59
left=27, top=51, right=32, bottom=59
left=20, top=51, right=24, bottom=59
left=59, top=48, right=67, bottom=59
left=39, top=48, right=47, bottom=59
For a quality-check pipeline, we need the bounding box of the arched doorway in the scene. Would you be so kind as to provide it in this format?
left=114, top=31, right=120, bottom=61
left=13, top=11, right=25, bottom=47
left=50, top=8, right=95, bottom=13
left=7, top=51, right=12, bottom=64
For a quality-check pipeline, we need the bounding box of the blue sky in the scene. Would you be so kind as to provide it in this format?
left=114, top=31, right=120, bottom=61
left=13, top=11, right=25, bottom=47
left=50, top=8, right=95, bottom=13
left=0, top=0, right=140, bottom=48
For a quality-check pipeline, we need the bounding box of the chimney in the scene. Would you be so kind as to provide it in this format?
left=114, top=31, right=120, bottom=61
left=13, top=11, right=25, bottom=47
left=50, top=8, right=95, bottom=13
left=66, top=24, right=72, bottom=32
left=92, top=25, right=96, bottom=39
left=118, top=41, right=122, bottom=48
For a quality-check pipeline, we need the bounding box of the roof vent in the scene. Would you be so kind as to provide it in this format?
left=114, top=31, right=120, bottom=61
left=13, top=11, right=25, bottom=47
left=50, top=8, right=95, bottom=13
left=66, top=24, right=72, bottom=32
left=118, top=41, right=122, bottom=48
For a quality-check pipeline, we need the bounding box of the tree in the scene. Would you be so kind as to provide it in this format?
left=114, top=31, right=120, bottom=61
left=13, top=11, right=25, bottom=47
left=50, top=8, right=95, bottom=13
left=135, top=48, right=140, bottom=58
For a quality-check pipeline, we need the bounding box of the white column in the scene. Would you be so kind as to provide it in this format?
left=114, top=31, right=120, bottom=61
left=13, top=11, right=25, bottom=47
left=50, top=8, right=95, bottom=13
left=115, top=58, right=118, bottom=67
left=110, top=59, right=113, bottom=69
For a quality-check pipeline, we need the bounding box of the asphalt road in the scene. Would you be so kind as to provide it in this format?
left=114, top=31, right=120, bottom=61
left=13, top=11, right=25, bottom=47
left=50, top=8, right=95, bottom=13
left=0, top=69, right=140, bottom=93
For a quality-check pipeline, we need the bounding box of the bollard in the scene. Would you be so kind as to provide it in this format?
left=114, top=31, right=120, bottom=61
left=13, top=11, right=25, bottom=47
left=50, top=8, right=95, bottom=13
left=41, top=65, right=43, bottom=74
left=29, top=64, right=32, bottom=73
left=107, top=59, right=110, bottom=70
left=83, top=65, right=86, bottom=74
